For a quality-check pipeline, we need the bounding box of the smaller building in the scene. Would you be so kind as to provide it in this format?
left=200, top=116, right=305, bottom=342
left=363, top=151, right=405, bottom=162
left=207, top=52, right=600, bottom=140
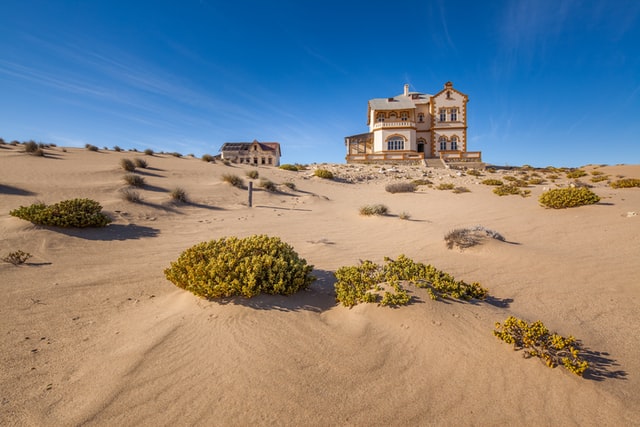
left=219, top=140, right=281, bottom=166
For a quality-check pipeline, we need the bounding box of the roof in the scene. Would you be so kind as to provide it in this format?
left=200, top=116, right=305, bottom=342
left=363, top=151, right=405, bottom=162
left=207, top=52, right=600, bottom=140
left=220, top=140, right=281, bottom=155
left=368, top=92, right=431, bottom=110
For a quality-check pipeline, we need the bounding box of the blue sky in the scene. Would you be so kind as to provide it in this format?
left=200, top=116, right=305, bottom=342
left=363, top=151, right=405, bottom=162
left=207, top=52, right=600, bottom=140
left=1, top=0, right=639, bottom=167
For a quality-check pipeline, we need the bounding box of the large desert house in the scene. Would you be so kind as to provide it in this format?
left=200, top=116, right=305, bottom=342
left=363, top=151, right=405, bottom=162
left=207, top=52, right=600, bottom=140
left=345, top=82, right=482, bottom=165
left=219, top=140, right=281, bottom=166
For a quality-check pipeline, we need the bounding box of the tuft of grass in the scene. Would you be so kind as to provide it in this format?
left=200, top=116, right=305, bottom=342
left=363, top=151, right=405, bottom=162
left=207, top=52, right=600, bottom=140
left=590, top=175, right=609, bottom=183
left=144, top=148, right=154, bottom=155
left=466, top=169, right=483, bottom=177
left=399, top=211, right=411, bottom=220
left=445, top=226, right=505, bottom=249
left=120, top=188, right=142, bottom=203
left=259, top=178, right=277, bottom=192
left=314, top=169, right=334, bottom=179
left=120, top=158, right=136, bottom=172
left=246, top=170, right=259, bottom=179
left=201, top=154, right=215, bottom=162
left=452, top=186, right=470, bottom=194
left=411, top=179, right=432, bottom=186
left=123, top=173, right=145, bottom=187
left=385, top=182, right=416, bottom=193
left=222, top=173, right=245, bottom=188
left=85, top=144, right=99, bottom=152
left=2, top=250, right=32, bottom=265
left=279, top=164, right=300, bottom=171
left=24, top=141, right=38, bottom=153
left=283, top=182, right=296, bottom=190
left=170, top=187, right=189, bottom=203
left=436, top=183, right=455, bottom=190
left=566, top=169, right=587, bottom=179
left=134, top=158, right=148, bottom=168
left=359, top=204, right=389, bottom=216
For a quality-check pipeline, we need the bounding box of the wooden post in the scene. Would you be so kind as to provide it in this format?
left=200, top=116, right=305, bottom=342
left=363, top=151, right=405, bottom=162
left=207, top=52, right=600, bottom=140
left=248, top=181, right=253, bottom=207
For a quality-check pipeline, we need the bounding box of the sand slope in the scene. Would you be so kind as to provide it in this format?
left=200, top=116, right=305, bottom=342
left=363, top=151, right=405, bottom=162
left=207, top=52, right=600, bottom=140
left=1, top=145, right=639, bottom=425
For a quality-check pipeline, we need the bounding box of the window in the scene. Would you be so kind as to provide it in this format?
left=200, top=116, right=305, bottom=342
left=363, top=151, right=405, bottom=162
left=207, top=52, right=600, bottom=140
left=418, top=113, right=424, bottom=123
left=261, top=157, right=266, bottom=164
left=446, top=91, right=452, bottom=99
left=268, top=157, right=273, bottom=165
left=439, top=136, right=447, bottom=151
left=401, top=112, right=409, bottom=122
left=387, top=137, right=404, bottom=151
left=377, top=112, right=385, bottom=122
left=450, top=108, right=457, bottom=121
left=439, top=109, right=446, bottom=122
left=451, top=136, right=458, bottom=150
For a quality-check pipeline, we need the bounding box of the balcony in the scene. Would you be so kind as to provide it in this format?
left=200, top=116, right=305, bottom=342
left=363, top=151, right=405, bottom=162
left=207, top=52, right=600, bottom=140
left=439, top=150, right=482, bottom=162
left=346, top=151, right=424, bottom=164
left=372, top=121, right=416, bottom=130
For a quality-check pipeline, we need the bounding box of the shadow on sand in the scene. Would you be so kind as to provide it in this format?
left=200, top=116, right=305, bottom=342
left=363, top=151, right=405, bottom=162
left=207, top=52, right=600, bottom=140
left=52, top=223, right=160, bottom=241
left=581, top=347, right=628, bottom=381
left=0, top=184, right=37, bottom=196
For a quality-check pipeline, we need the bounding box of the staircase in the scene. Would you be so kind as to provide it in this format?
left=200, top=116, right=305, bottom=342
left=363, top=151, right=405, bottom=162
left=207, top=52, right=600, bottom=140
left=423, top=158, right=448, bottom=169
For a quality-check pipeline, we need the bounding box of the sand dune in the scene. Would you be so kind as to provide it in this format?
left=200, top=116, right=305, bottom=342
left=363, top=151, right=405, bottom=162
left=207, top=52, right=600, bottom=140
left=1, top=145, right=639, bottom=425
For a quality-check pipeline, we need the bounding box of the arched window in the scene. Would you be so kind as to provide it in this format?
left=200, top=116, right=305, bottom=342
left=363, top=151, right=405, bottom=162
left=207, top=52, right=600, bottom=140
left=417, top=138, right=426, bottom=153
left=387, top=136, right=405, bottom=151
left=439, top=136, right=447, bottom=151
left=451, top=136, right=458, bottom=150
left=377, top=112, right=385, bottom=122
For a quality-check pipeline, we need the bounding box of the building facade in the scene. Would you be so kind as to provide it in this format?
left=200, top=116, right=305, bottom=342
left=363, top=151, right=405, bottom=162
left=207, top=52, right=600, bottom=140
left=345, top=82, right=481, bottom=164
left=220, top=140, right=281, bottom=166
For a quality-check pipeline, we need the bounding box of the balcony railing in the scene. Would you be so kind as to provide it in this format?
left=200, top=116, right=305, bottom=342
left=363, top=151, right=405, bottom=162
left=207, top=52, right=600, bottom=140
left=372, top=121, right=416, bottom=130
left=439, top=150, right=482, bottom=162
left=346, top=151, right=424, bottom=163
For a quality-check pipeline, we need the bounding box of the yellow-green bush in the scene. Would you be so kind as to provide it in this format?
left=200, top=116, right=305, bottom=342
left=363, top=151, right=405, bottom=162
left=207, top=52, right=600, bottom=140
left=359, top=204, right=388, bottom=216
left=481, top=179, right=503, bottom=186
left=566, top=169, right=587, bottom=179
left=610, top=178, right=640, bottom=188
left=279, top=164, right=300, bottom=171
left=10, top=198, right=111, bottom=228
left=164, top=235, right=315, bottom=299
left=314, top=169, right=334, bottom=179
left=334, top=255, right=487, bottom=308
left=539, top=187, right=600, bottom=208
left=494, top=316, right=589, bottom=376
left=436, top=182, right=455, bottom=190
left=493, top=184, right=523, bottom=196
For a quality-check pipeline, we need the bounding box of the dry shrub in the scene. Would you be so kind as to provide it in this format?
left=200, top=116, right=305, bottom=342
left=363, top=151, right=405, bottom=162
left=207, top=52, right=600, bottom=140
left=314, top=169, right=334, bottom=179
left=222, top=173, right=245, bottom=188
left=385, top=182, right=416, bottom=193
left=359, top=204, right=389, bottom=216
left=482, top=179, right=503, bottom=186
left=610, top=178, right=640, bottom=188
left=134, top=158, right=148, bottom=168
left=436, top=183, right=455, bottom=190
left=452, top=186, right=470, bottom=194
left=120, top=188, right=142, bottom=203
left=246, top=170, right=259, bottom=179
left=201, top=154, right=215, bottom=162
left=2, top=250, right=32, bottom=265
left=123, top=173, right=145, bottom=187
left=170, top=187, right=188, bottom=203
left=120, top=158, right=136, bottom=172
left=445, top=226, right=505, bottom=249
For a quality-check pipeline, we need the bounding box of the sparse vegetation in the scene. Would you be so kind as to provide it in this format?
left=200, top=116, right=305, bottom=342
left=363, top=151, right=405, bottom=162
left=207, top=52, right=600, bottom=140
left=283, top=182, right=296, bottom=190
left=259, top=178, right=277, bottom=192
left=481, top=179, right=503, bottom=186
left=2, top=250, right=32, bottom=265
left=113, top=145, right=122, bottom=152
left=10, top=199, right=111, bottom=228
left=164, top=235, right=315, bottom=299
left=539, top=187, right=600, bottom=209
left=445, top=226, right=505, bottom=250
left=120, top=158, right=136, bottom=172
left=399, top=211, right=411, bottom=220
left=222, top=173, right=245, bottom=188
left=610, top=178, right=640, bottom=188
left=590, top=175, right=609, bottom=183
left=493, top=184, right=528, bottom=197
left=411, top=179, right=432, bottom=186
left=123, top=173, right=145, bottom=187
left=170, top=187, right=188, bottom=203
left=171, top=152, right=183, bottom=158
left=452, top=186, right=470, bottom=194
left=24, top=141, right=38, bottom=153
left=314, top=169, right=334, bottom=179
left=334, top=255, right=488, bottom=308
left=246, top=170, right=259, bottom=179
left=494, top=316, right=589, bottom=376
left=134, top=158, right=148, bottom=168
left=566, top=169, right=587, bottom=179
left=528, top=178, right=546, bottom=185
left=279, top=164, right=300, bottom=171
left=85, top=144, right=99, bottom=152
left=201, top=154, right=215, bottom=162
left=385, top=182, right=416, bottom=193
left=120, top=188, right=142, bottom=203
left=359, top=204, right=389, bottom=216
left=436, top=183, right=455, bottom=190
left=144, top=148, right=154, bottom=155
left=467, top=169, right=482, bottom=177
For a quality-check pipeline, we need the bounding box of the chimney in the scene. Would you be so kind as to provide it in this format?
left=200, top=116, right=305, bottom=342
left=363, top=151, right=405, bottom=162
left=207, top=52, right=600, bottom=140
left=404, top=84, right=409, bottom=96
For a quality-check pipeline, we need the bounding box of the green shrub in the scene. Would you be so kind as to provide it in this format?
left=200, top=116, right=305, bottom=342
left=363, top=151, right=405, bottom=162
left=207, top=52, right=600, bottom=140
left=2, top=250, right=32, bottom=265
left=164, top=235, right=315, bottom=299
left=123, top=173, right=145, bottom=187
left=610, top=178, right=640, bottom=188
left=591, top=170, right=604, bottom=176
left=359, top=204, right=388, bottom=216
left=134, top=158, right=148, bottom=168
left=445, top=226, right=505, bottom=249
left=411, top=179, right=432, bottom=186
left=493, top=184, right=524, bottom=196
left=385, top=182, right=416, bottom=193
left=566, top=169, right=587, bottom=179
left=334, top=255, right=487, bottom=308
left=481, top=179, right=503, bottom=186
left=10, top=199, right=111, bottom=228
left=246, top=170, right=259, bottom=179
left=144, top=148, right=154, bottom=155
left=436, top=183, right=455, bottom=190
left=170, top=187, right=188, bottom=203
left=494, top=316, right=589, bottom=376
left=279, top=164, right=300, bottom=171
left=201, top=154, right=215, bottom=162
left=590, top=175, right=609, bottom=183
left=539, top=187, right=600, bottom=209
left=120, top=188, right=142, bottom=203
left=314, top=169, right=334, bottom=179
left=222, top=173, right=245, bottom=188
left=120, top=158, right=136, bottom=172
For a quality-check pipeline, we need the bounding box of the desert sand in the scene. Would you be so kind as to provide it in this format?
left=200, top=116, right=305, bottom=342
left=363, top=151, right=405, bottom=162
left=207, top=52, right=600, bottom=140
left=1, top=144, right=639, bottom=426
